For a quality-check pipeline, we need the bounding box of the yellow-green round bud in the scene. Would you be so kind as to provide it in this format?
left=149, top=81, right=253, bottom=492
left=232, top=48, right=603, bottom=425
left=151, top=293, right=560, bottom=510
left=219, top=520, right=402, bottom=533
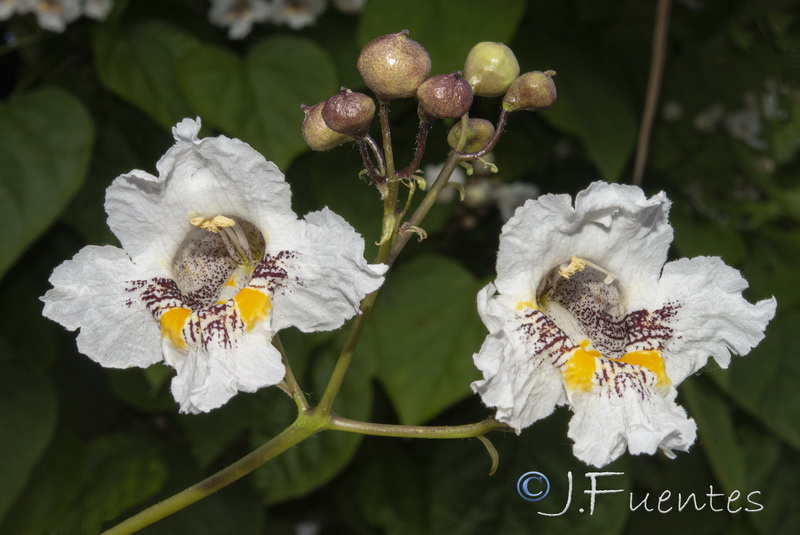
left=447, top=118, right=495, bottom=153
left=301, top=102, right=350, bottom=151
left=463, top=41, right=520, bottom=97
left=357, top=30, right=431, bottom=101
left=502, top=70, right=557, bottom=112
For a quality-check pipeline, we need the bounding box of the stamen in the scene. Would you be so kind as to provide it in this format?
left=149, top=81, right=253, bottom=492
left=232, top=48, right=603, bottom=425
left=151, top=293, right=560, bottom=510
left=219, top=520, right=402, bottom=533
left=230, top=222, right=256, bottom=264
left=189, top=214, right=255, bottom=267
left=559, top=256, right=586, bottom=278
left=559, top=256, right=616, bottom=285
left=189, top=215, right=236, bottom=233
left=217, top=228, right=244, bottom=265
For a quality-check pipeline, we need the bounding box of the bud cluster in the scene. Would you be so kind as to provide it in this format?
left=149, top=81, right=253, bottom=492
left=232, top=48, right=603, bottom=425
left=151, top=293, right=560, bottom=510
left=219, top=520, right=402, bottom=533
left=300, top=30, right=557, bottom=205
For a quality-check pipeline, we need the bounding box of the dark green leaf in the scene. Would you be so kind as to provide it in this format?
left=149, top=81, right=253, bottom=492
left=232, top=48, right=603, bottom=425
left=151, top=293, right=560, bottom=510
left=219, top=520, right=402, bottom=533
left=252, top=337, right=372, bottom=503
left=681, top=376, right=746, bottom=495
left=93, top=21, right=201, bottom=129
left=710, top=310, right=800, bottom=449
left=107, top=365, right=176, bottom=413
left=428, top=414, right=631, bottom=535
left=769, top=98, right=800, bottom=164
left=364, top=254, right=484, bottom=425
left=140, top=454, right=264, bottom=535
left=347, top=410, right=631, bottom=535
left=0, top=88, right=93, bottom=279
left=0, top=366, right=58, bottom=522
left=670, top=210, right=747, bottom=266
left=179, top=36, right=338, bottom=169
left=0, top=428, right=85, bottom=534
left=528, top=44, right=638, bottom=182
left=180, top=394, right=255, bottom=468
left=62, top=434, right=168, bottom=534
left=62, top=107, right=173, bottom=246
left=292, top=147, right=383, bottom=259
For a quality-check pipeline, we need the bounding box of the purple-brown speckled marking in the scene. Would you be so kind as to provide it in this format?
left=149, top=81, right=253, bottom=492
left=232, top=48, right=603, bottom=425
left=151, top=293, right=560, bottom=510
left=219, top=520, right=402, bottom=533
left=514, top=261, right=680, bottom=400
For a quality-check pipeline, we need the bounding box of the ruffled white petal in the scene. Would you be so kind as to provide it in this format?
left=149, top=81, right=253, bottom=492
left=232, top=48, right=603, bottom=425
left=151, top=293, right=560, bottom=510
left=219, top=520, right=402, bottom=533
left=471, top=285, right=567, bottom=431
left=269, top=208, right=386, bottom=333
left=44, top=118, right=384, bottom=413
left=164, top=327, right=285, bottom=413
left=41, top=245, right=164, bottom=368
left=495, top=182, right=672, bottom=303
left=567, top=387, right=696, bottom=468
left=474, top=181, right=775, bottom=468
left=106, top=118, right=292, bottom=268
left=656, top=256, right=777, bottom=384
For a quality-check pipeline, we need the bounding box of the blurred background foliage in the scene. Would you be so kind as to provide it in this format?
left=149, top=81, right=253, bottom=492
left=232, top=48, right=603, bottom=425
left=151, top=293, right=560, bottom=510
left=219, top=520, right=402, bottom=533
left=1, top=0, right=799, bottom=533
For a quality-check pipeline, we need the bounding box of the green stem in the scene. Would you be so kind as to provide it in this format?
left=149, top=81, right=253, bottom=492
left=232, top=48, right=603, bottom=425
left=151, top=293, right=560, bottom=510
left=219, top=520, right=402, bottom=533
left=317, top=105, right=401, bottom=414
left=456, top=109, right=509, bottom=160
left=378, top=102, right=397, bottom=178
left=273, top=334, right=309, bottom=412
left=387, top=149, right=462, bottom=266
left=329, top=415, right=509, bottom=438
left=101, top=418, right=322, bottom=535
left=316, top=288, right=381, bottom=414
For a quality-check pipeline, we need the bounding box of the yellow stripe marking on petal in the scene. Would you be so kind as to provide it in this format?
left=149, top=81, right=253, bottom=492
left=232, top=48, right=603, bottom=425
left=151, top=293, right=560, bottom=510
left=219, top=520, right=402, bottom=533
left=234, top=287, right=272, bottom=330
left=563, top=340, right=600, bottom=392
left=516, top=300, right=539, bottom=311
left=160, top=307, right=192, bottom=350
left=615, top=350, right=671, bottom=388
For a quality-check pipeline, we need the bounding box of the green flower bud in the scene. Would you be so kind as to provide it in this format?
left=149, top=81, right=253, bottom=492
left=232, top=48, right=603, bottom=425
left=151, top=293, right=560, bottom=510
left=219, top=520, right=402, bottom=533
left=322, top=88, right=376, bottom=138
left=447, top=118, right=495, bottom=153
left=417, top=72, right=474, bottom=120
left=502, top=70, right=557, bottom=112
left=357, top=30, right=431, bottom=101
left=301, top=102, right=350, bottom=151
left=463, top=41, right=520, bottom=97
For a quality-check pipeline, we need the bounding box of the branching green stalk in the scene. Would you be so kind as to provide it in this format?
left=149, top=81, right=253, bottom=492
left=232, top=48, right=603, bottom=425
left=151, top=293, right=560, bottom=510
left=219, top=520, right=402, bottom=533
left=378, top=102, right=397, bottom=178
left=101, top=418, right=322, bottom=535
left=357, top=138, right=385, bottom=184
left=387, top=150, right=462, bottom=266
left=399, top=118, right=431, bottom=176
left=316, top=285, right=382, bottom=414
left=318, top=102, right=401, bottom=413
left=330, top=415, right=509, bottom=438
left=456, top=109, right=509, bottom=160
left=364, top=134, right=387, bottom=174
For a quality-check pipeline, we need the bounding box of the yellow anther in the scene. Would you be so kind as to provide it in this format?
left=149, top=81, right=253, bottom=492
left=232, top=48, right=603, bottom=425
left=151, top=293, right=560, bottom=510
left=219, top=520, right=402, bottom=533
left=559, top=256, right=616, bottom=285
left=559, top=256, right=586, bottom=279
left=189, top=215, right=236, bottom=233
